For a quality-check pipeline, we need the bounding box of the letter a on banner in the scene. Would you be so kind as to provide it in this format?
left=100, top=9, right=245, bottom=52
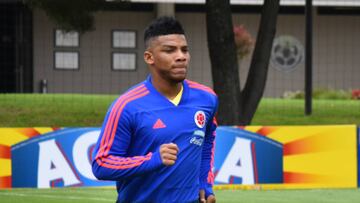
left=215, top=137, right=255, bottom=184
left=37, top=139, right=80, bottom=188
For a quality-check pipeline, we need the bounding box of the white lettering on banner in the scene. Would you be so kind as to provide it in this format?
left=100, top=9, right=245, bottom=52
left=215, top=137, right=255, bottom=184
left=73, top=130, right=100, bottom=180
left=37, top=139, right=81, bottom=188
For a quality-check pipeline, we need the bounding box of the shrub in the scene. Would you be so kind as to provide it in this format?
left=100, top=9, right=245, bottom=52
left=352, top=89, right=360, bottom=100
left=233, top=25, right=254, bottom=59
left=283, top=89, right=353, bottom=100
left=283, top=90, right=304, bottom=99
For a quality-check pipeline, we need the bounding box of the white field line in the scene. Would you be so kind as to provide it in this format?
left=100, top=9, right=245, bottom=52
left=0, top=192, right=114, bottom=202
left=8, top=189, right=115, bottom=195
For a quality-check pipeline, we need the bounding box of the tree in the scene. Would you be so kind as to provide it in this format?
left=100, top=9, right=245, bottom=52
left=25, top=0, right=129, bottom=33
left=206, top=0, right=280, bottom=125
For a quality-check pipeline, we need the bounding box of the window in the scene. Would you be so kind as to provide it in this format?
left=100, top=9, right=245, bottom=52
left=111, top=30, right=137, bottom=71
left=54, top=51, right=79, bottom=70
left=54, top=29, right=80, bottom=70
left=112, top=30, right=136, bottom=48
left=55, top=29, right=79, bottom=47
left=112, top=52, right=136, bottom=71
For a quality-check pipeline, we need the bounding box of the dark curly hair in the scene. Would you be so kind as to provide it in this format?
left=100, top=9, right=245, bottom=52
left=144, top=16, right=185, bottom=48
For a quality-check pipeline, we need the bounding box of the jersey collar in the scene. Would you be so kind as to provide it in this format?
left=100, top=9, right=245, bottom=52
left=145, top=75, right=189, bottom=106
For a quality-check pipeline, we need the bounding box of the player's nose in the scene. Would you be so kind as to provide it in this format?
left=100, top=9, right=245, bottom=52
left=175, top=50, right=188, bottom=62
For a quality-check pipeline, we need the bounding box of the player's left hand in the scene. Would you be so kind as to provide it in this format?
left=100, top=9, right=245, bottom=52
left=199, top=190, right=216, bottom=203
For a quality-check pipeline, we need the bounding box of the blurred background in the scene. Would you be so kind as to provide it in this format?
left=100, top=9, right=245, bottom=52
left=0, top=0, right=359, bottom=126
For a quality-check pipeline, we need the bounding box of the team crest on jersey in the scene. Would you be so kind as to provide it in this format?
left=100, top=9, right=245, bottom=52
left=194, top=111, right=206, bottom=128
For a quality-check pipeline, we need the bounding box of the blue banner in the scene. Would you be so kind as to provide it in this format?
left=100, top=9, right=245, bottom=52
left=11, top=127, right=282, bottom=188
left=213, top=127, right=283, bottom=184
left=11, top=128, right=114, bottom=188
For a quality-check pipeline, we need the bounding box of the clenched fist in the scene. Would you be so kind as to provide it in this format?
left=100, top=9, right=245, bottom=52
left=159, top=143, right=179, bottom=166
left=199, top=190, right=216, bottom=203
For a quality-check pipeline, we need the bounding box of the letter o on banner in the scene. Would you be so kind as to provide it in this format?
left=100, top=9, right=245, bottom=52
left=72, top=130, right=100, bottom=180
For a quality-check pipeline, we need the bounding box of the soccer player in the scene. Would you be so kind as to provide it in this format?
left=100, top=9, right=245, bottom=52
left=92, top=16, right=218, bottom=203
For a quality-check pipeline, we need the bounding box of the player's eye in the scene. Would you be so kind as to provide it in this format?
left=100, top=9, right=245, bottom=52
left=162, top=46, right=175, bottom=53
left=167, top=49, right=174, bottom=53
left=163, top=48, right=175, bottom=53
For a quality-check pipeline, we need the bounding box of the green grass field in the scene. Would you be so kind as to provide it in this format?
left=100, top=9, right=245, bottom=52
left=0, top=94, right=359, bottom=126
left=1, top=188, right=360, bottom=203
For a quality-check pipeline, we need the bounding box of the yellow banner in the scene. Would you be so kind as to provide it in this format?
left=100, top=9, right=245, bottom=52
left=244, top=125, right=358, bottom=188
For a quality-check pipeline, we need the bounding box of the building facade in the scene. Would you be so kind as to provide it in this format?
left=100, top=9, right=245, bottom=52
left=2, top=0, right=360, bottom=97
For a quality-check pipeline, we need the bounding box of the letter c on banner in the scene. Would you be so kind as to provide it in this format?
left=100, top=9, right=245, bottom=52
left=72, top=130, right=100, bottom=180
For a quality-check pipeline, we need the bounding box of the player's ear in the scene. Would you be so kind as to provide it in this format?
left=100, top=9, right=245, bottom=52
left=144, top=50, right=154, bottom=65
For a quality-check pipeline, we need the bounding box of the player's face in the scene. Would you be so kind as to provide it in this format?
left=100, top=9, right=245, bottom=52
left=144, top=34, right=190, bottom=83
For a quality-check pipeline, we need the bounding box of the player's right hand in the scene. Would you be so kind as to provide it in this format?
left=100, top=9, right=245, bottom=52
left=199, top=190, right=216, bottom=203
left=159, top=143, right=179, bottom=166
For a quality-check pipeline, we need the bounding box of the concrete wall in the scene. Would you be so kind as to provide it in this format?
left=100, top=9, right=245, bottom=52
left=33, top=8, right=360, bottom=97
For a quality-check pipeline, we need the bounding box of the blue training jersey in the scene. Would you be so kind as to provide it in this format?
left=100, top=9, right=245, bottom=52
left=92, top=76, right=218, bottom=203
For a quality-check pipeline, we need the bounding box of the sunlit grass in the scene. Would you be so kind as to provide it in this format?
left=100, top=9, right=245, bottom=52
left=0, top=94, right=359, bottom=127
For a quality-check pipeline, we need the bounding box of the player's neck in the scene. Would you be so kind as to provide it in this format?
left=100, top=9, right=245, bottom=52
left=151, top=76, right=183, bottom=100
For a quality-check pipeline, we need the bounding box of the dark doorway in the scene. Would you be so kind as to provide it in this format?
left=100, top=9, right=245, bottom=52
left=0, top=3, right=16, bottom=92
left=0, top=2, right=32, bottom=93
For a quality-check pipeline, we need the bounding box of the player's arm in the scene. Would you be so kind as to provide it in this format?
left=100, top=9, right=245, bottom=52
left=199, top=102, right=218, bottom=202
left=92, top=102, right=177, bottom=181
